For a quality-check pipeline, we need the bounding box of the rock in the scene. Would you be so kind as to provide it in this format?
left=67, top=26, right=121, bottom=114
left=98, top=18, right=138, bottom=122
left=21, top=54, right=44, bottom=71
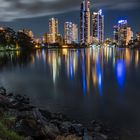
left=99, top=134, right=108, bottom=139
left=43, top=123, right=60, bottom=139
left=91, top=120, right=96, bottom=125
left=7, top=93, right=13, bottom=97
left=71, top=124, right=83, bottom=135
left=93, top=135, right=106, bottom=140
left=56, top=135, right=82, bottom=140
left=11, top=102, right=34, bottom=111
left=14, top=94, right=30, bottom=104
left=16, top=111, right=34, bottom=120
left=94, top=125, right=102, bottom=132
left=50, top=120, right=62, bottom=127
left=39, top=109, right=52, bottom=120
left=0, top=87, right=6, bottom=95
left=0, top=94, right=10, bottom=109
left=59, top=121, right=72, bottom=133
left=15, top=118, right=43, bottom=137
left=25, top=136, right=34, bottom=140
left=83, top=128, right=93, bottom=140
left=8, top=97, right=16, bottom=104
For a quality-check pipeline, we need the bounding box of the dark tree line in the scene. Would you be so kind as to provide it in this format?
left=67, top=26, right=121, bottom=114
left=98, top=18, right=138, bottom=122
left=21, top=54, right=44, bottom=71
left=0, top=27, right=34, bottom=50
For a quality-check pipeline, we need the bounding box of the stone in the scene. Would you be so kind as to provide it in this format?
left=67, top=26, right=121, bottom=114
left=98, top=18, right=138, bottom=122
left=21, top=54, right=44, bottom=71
left=71, top=124, right=83, bottom=135
left=56, top=135, right=82, bottom=140
left=15, top=118, right=43, bottom=137
left=25, top=136, right=34, bottom=140
left=50, top=120, right=62, bottom=128
left=94, top=126, right=102, bottom=132
left=0, top=87, right=6, bottom=96
left=100, top=134, right=108, bottom=139
left=91, top=120, right=96, bottom=125
left=83, top=128, right=93, bottom=140
left=59, top=121, right=72, bottom=133
left=7, top=93, right=13, bottom=97
left=43, top=123, right=60, bottom=139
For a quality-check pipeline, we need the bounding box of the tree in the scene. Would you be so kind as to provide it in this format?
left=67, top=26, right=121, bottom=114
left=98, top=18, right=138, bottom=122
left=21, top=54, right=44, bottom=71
left=0, top=27, right=16, bottom=49
left=17, top=31, right=34, bottom=50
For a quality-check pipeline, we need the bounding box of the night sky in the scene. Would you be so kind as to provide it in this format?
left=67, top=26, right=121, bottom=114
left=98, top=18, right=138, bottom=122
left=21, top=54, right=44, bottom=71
left=0, top=0, right=139, bottom=38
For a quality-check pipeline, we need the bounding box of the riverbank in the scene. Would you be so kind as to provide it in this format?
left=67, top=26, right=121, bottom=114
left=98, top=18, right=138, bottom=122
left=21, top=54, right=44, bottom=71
left=0, top=87, right=120, bottom=140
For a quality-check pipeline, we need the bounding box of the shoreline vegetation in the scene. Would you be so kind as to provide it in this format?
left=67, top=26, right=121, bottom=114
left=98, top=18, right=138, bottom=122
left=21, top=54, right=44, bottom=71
left=0, top=87, right=120, bottom=140
left=0, top=27, right=139, bottom=52
left=0, top=44, right=139, bottom=53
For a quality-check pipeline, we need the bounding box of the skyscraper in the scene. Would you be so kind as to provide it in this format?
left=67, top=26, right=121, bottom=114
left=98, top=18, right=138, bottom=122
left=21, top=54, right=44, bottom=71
left=126, top=27, right=133, bottom=45
left=92, top=9, right=104, bottom=44
left=113, top=25, right=119, bottom=43
left=113, top=20, right=133, bottom=46
left=64, top=22, right=78, bottom=44
left=136, top=32, right=140, bottom=41
left=118, top=20, right=128, bottom=46
left=80, top=0, right=91, bottom=45
left=72, top=24, right=78, bottom=43
left=49, top=18, right=58, bottom=43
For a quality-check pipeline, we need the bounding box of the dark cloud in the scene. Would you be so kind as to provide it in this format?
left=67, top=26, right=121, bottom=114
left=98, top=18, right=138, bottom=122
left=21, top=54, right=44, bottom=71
left=0, top=0, right=139, bottom=21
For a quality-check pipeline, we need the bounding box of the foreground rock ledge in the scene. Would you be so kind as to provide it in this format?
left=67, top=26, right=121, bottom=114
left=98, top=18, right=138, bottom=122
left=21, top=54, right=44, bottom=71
left=0, top=87, right=119, bottom=140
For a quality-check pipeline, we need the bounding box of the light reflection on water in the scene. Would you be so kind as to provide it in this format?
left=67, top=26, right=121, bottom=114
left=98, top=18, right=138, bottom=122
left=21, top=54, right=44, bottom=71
left=32, top=47, right=139, bottom=95
left=0, top=47, right=140, bottom=129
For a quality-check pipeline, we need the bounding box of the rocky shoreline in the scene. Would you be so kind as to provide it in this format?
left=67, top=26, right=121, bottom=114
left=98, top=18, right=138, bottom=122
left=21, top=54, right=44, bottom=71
left=0, top=87, right=120, bottom=140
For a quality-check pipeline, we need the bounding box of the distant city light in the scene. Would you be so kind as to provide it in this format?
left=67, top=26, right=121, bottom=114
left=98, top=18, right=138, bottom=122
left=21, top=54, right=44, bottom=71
left=118, top=20, right=127, bottom=24
left=98, top=9, right=102, bottom=15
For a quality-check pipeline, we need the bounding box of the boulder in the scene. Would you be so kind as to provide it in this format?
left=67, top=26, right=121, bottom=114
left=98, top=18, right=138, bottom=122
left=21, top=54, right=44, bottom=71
left=56, top=135, right=82, bottom=140
left=43, top=123, right=60, bottom=139
left=0, top=87, right=6, bottom=96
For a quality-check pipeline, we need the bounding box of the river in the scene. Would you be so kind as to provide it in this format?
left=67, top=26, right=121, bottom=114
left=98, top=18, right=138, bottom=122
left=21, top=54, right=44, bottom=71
left=0, top=47, right=140, bottom=132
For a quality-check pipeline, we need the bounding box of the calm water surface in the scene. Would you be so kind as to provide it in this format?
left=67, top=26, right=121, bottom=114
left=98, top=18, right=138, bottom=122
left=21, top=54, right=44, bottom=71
left=0, top=47, right=140, bottom=130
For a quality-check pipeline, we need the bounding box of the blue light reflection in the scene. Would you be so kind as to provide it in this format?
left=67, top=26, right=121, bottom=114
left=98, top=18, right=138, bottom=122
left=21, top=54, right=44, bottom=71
left=116, top=60, right=126, bottom=87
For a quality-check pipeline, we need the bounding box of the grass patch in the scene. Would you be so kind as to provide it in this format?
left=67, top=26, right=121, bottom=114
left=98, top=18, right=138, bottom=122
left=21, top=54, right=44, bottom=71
left=0, top=122, right=24, bottom=140
left=0, top=112, right=24, bottom=140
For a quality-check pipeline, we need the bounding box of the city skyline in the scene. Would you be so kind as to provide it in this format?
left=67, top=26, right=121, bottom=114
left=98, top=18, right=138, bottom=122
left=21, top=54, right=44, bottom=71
left=0, top=0, right=139, bottom=39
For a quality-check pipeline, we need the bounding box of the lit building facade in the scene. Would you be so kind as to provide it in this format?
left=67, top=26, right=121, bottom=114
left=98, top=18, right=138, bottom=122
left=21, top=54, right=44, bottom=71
left=72, top=24, right=78, bottom=43
left=49, top=18, right=58, bottom=43
left=118, top=20, right=128, bottom=46
left=43, top=33, right=63, bottom=45
left=136, top=32, right=140, bottom=41
left=64, top=22, right=78, bottom=44
left=113, top=25, right=119, bottom=43
left=80, top=0, right=91, bottom=45
left=92, top=9, right=104, bottom=44
left=126, top=27, right=133, bottom=45
left=115, top=20, right=133, bottom=46
left=64, top=22, right=73, bottom=44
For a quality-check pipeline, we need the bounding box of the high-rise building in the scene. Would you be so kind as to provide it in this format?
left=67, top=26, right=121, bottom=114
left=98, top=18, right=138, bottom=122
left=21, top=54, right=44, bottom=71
left=49, top=18, right=58, bottom=43
left=118, top=20, right=128, bottom=46
left=134, top=32, right=140, bottom=47
left=43, top=33, right=63, bottom=45
left=64, top=22, right=73, bottom=44
left=113, top=20, right=133, bottom=46
left=126, top=27, right=133, bottom=45
left=80, top=0, right=91, bottom=45
left=136, top=32, right=140, bottom=41
left=64, top=22, right=78, bottom=44
left=116, top=20, right=133, bottom=46
left=72, top=24, right=78, bottom=43
left=113, top=25, right=119, bottom=43
left=92, top=9, right=104, bottom=44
